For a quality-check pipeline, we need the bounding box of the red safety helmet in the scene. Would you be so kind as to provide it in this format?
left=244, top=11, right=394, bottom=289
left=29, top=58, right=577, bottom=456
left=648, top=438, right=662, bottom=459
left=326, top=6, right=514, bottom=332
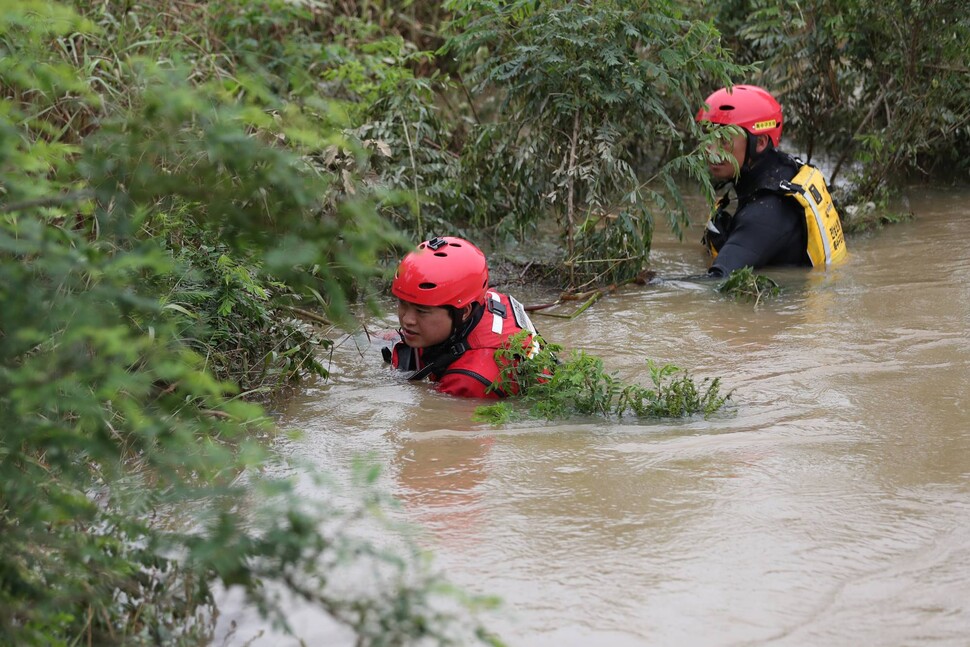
left=696, top=85, right=784, bottom=147
left=391, top=236, right=489, bottom=308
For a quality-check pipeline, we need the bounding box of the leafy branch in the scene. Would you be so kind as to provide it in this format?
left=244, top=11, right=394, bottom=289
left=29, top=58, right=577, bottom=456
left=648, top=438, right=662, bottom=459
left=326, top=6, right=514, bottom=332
left=716, top=267, right=781, bottom=305
left=473, top=333, right=731, bottom=424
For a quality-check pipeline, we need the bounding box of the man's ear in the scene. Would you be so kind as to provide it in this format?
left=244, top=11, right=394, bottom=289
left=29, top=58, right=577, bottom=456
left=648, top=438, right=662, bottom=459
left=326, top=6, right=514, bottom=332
left=460, top=303, right=475, bottom=321
left=755, top=134, right=772, bottom=154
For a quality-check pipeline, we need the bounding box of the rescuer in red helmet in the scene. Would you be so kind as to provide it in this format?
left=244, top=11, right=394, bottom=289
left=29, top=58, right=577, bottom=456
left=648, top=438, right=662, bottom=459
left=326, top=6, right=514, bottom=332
left=696, top=85, right=847, bottom=277
left=383, top=236, right=541, bottom=398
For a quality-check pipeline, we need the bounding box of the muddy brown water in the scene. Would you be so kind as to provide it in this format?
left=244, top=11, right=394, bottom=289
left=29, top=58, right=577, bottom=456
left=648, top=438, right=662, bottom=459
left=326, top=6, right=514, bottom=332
left=215, top=187, right=970, bottom=646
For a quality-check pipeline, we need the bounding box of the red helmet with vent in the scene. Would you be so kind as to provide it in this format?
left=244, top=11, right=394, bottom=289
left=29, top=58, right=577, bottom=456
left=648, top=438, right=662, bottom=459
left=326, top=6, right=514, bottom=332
left=696, top=85, right=784, bottom=147
left=391, top=236, right=489, bottom=308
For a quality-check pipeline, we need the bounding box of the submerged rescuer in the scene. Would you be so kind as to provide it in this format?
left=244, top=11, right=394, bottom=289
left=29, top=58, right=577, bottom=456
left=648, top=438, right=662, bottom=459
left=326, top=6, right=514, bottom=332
left=696, top=84, right=847, bottom=278
left=383, top=236, right=541, bottom=398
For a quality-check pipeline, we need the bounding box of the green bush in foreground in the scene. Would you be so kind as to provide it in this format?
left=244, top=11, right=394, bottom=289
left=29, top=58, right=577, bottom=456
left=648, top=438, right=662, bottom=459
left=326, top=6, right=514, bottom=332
left=0, top=3, right=498, bottom=645
left=474, top=335, right=730, bottom=424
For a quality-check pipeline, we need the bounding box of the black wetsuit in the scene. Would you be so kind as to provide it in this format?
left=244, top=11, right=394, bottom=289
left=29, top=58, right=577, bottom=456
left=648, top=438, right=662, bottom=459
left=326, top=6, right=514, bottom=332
left=707, top=148, right=811, bottom=278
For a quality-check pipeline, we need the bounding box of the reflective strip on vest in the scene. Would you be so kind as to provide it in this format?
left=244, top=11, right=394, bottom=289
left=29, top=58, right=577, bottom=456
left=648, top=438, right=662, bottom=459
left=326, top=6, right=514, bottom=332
left=488, top=292, right=503, bottom=334
left=803, top=168, right=833, bottom=264
left=509, top=295, right=541, bottom=358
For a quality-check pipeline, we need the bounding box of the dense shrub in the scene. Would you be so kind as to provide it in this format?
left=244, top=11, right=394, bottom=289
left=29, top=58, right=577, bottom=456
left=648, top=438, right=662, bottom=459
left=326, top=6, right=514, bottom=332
left=714, top=0, right=970, bottom=205
left=0, top=3, right=495, bottom=645
left=442, top=0, right=749, bottom=285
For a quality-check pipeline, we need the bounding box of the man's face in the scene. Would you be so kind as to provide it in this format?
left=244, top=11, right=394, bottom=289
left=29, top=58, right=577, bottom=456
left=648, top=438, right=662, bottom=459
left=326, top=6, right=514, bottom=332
left=706, top=130, right=747, bottom=182
left=397, top=299, right=454, bottom=348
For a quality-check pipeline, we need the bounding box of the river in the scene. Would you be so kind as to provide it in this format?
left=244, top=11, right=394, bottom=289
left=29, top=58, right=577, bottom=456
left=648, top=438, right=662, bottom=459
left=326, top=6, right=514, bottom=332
left=216, top=185, right=970, bottom=646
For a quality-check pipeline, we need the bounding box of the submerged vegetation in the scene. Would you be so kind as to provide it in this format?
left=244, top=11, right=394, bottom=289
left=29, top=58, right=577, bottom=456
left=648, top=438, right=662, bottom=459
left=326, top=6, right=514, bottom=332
left=2, top=0, right=968, bottom=643
left=474, top=335, right=730, bottom=424
left=716, top=267, right=782, bottom=305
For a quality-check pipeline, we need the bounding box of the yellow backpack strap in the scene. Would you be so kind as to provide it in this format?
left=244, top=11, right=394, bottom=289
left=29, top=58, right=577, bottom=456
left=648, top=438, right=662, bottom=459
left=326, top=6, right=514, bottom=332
left=779, top=164, right=848, bottom=266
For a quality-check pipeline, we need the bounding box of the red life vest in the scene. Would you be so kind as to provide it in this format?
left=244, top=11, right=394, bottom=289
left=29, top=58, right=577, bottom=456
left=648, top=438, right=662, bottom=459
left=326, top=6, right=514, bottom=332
left=391, top=291, right=539, bottom=399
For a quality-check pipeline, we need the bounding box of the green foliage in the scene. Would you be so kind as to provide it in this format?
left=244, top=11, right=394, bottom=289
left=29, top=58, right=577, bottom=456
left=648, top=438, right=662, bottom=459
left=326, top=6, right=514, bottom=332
left=716, top=266, right=780, bottom=305
left=473, top=334, right=730, bottom=423
left=327, top=21, right=459, bottom=240
left=208, top=0, right=334, bottom=95
left=715, top=0, right=970, bottom=202
left=443, top=0, right=751, bottom=286
left=0, top=2, right=496, bottom=645
left=2, top=200, right=257, bottom=645
left=162, top=232, right=330, bottom=397
left=205, top=2, right=461, bottom=242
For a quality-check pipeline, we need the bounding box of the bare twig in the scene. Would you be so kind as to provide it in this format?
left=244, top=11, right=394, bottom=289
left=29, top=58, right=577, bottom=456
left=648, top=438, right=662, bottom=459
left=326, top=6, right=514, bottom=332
left=566, top=110, right=580, bottom=286
left=523, top=301, right=560, bottom=312
left=457, top=74, right=482, bottom=126
left=282, top=305, right=331, bottom=326
left=400, top=112, right=422, bottom=238
left=830, top=85, right=889, bottom=185
left=534, top=290, right=603, bottom=319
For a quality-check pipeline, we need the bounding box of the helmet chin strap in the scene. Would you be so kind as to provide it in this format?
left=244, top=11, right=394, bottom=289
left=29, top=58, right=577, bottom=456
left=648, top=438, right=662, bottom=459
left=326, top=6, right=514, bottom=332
left=450, top=302, right=482, bottom=341
left=744, top=132, right=773, bottom=172
left=743, top=132, right=757, bottom=170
